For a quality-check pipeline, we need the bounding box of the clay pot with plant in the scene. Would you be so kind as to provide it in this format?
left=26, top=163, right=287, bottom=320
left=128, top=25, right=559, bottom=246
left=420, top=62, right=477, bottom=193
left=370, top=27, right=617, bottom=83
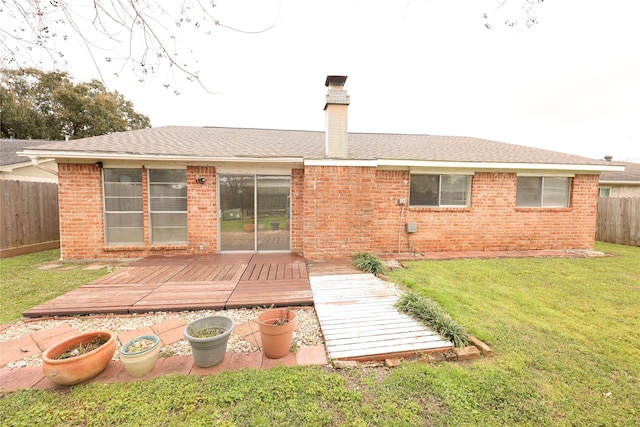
left=120, top=334, right=161, bottom=377
left=257, top=308, right=296, bottom=359
left=42, top=330, right=116, bottom=386
left=184, top=315, right=235, bottom=367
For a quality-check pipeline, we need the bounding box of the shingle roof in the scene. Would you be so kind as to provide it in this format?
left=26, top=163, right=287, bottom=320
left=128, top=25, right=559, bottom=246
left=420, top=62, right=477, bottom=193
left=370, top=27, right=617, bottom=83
left=600, top=162, right=640, bottom=182
left=1, top=139, right=56, bottom=166
left=18, top=126, right=613, bottom=166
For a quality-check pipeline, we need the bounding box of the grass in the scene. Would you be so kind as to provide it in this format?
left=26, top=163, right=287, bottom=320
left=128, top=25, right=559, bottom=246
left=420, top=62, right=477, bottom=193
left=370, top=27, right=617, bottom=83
left=1, top=242, right=639, bottom=425
left=0, top=249, right=118, bottom=323
left=220, top=216, right=288, bottom=232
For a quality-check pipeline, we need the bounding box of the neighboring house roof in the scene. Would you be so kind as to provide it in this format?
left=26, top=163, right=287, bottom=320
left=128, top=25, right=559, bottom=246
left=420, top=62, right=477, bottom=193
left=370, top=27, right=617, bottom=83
left=1, top=139, right=58, bottom=182
left=17, top=126, right=621, bottom=172
left=1, top=139, right=56, bottom=167
left=599, top=162, right=640, bottom=184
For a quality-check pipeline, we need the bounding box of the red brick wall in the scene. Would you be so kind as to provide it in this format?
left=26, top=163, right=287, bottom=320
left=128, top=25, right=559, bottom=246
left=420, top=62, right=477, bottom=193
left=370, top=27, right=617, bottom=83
left=59, top=162, right=599, bottom=260
left=58, top=163, right=219, bottom=259
left=302, top=166, right=377, bottom=258
left=370, top=171, right=599, bottom=255
left=187, top=166, right=217, bottom=253
left=290, top=169, right=304, bottom=253
left=58, top=163, right=105, bottom=259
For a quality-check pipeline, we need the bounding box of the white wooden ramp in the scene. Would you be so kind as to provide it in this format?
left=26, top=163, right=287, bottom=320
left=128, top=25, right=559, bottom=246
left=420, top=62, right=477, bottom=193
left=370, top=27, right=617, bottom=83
left=310, top=274, right=452, bottom=361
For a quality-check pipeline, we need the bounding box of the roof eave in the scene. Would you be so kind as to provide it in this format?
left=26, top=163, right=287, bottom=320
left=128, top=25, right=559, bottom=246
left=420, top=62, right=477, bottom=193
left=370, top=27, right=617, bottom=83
left=18, top=150, right=304, bottom=164
left=18, top=150, right=624, bottom=173
left=373, top=159, right=624, bottom=172
left=599, top=180, right=640, bottom=185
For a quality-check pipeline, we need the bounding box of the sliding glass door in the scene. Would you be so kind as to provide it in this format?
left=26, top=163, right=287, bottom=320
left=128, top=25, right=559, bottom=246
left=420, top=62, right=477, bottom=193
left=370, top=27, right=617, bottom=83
left=219, top=174, right=290, bottom=252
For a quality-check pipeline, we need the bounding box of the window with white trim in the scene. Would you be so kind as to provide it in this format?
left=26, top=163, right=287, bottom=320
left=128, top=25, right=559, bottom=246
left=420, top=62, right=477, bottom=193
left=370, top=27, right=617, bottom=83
left=149, top=169, right=187, bottom=244
left=598, top=187, right=611, bottom=197
left=410, top=174, right=471, bottom=207
left=516, top=176, right=571, bottom=207
left=103, top=168, right=143, bottom=244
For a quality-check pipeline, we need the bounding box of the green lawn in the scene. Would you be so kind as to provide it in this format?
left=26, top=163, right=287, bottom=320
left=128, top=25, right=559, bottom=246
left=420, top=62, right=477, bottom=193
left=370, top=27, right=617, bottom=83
left=1, top=242, right=638, bottom=426
left=220, top=216, right=288, bottom=232
left=0, top=250, right=117, bottom=323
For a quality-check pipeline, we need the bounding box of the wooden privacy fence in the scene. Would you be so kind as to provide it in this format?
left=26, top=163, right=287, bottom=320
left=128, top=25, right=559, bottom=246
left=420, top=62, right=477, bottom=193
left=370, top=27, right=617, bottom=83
left=0, top=180, right=60, bottom=258
left=596, top=197, right=640, bottom=247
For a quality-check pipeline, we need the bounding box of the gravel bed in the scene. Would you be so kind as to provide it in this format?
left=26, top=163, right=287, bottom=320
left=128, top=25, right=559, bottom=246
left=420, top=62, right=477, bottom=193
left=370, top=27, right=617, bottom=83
left=1, top=307, right=324, bottom=369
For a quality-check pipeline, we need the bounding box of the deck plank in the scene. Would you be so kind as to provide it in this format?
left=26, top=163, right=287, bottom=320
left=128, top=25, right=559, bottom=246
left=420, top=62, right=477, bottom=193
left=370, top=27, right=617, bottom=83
left=310, top=273, right=451, bottom=361
left=23, top=254, right=313, bottom=317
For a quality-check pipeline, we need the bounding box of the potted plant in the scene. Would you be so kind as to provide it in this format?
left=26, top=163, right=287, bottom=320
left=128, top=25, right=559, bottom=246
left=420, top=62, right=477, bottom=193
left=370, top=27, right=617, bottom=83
left=120, top=334, right=161, bottom=377
left=42, top=330, right=116, bottom=386
left=183, top=315, right=235, bottom=367
left=257, top=308, right=296, bottom=359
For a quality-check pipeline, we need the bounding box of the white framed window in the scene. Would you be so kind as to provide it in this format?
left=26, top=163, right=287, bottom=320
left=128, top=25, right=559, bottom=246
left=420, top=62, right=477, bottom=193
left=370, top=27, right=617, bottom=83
left=598, top=187, right=611, bottom=197
left=516, top=176, right=571, bottom=207
left=148, top=169, right=187, bottom=244
left=103, top=168, right=143, bottom=244
left=410, top=174, right=471, bottom=207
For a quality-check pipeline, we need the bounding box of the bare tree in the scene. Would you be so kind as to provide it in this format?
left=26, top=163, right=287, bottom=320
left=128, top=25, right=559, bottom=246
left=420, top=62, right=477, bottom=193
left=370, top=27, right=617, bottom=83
left=0, top=1, right=278, bottom=93
left=483, top=0, right=545, bottom=30
left=1, top=0, right=542, bottom=91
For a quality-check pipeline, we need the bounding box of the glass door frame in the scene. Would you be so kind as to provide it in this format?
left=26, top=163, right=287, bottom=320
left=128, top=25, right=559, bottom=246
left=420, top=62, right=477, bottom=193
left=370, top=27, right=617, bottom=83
left=218, top=173, right=291, bottom=253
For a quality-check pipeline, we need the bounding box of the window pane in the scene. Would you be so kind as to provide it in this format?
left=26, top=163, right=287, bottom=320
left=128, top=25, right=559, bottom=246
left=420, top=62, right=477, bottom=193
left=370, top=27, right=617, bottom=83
left=151, top=212, right=187, bottom=227
left=149, top=170, right=187, bottom=244
left=104, top=213, right=144, bottom=243
left=599, top=188, right=611, bottom=197
left=105, top=212, right=143, bottom=227
left=516, top=177, right=542, bottom=207
left=104, top=168, right=142, bottom=183
left=103, top=168, right=143, bottom=244
left=150, top=197, right=187, bottom=211
left=440, top=175, right=470, bottom=206
left=104, top=183, right=142, bottom=197
left=410, top=175, right=439, bottom=206
left=150, top=183, right=187, bottom=198
left=543, top=177, right=570, bottom=207
left=149, top=169, right=187, bottom=184
left=106, top=228, right=144, bottom=244
left=105, top=197, right=143, bottom=211
left=151, top=227, right=188, bottom=243
left=150, top=213, right=187, bottom=243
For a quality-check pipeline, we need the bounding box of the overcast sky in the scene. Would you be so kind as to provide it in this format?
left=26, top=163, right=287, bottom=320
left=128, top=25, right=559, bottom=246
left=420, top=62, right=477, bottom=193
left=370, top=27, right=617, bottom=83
left=6, top=0, right=640, bottom=162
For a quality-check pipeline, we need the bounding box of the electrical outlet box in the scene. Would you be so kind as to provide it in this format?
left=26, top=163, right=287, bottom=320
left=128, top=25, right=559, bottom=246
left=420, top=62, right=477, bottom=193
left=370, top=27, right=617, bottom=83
left=398, top=198, right=407, bottom=205
left=406, top=222, right=418, bottom=233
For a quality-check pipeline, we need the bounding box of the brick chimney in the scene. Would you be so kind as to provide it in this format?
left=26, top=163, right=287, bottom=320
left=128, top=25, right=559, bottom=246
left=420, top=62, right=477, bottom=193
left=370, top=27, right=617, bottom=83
left=324, top=75, right=350, bottom=158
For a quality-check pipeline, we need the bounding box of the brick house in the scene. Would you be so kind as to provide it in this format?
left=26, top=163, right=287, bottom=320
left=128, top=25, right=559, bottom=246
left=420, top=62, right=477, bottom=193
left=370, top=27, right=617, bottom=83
left=599, top=160, right=640, bottom=197
left=20, top=76, right=622, bottom=260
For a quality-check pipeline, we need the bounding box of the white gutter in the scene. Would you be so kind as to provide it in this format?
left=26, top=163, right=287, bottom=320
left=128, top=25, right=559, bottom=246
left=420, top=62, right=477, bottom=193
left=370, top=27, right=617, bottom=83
left=377, top=159, right=625, bottom=173
left=304, top=159, right=378, bottom=167
left=599, top=180, right=640, bottom=185
left=18, top=150, right=624, bottom=173
left=18, top=150, right=304, bottom=164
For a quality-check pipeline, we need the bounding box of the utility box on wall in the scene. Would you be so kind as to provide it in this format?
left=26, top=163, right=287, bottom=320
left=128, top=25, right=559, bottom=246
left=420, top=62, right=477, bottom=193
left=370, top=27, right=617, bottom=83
left=406, top=222, right=418, bottom=233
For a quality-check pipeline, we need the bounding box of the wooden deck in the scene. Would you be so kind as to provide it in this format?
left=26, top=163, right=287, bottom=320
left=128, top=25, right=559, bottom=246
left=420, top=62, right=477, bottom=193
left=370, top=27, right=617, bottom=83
left=24, top=253, right=453, bottom=362
left=310, top=273, right=452, bottom=361
left=23, top=253, right=311, bottom=317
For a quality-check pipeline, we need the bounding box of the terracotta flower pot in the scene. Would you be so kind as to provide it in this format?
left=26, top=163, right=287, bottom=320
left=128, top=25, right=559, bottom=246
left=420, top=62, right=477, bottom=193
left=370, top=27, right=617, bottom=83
left=120, top=334, right=161, bottom=378
left=42, top=330, right=116, bottom=386
left=184, top=315, right=235, bottom=368
left=257, top=309, right=296, bottom=359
